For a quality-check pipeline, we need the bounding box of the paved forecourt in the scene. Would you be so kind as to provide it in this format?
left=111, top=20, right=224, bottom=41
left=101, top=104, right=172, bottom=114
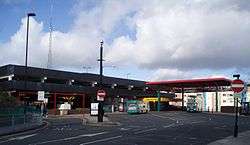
left=1, top=111, right=250, bottom=145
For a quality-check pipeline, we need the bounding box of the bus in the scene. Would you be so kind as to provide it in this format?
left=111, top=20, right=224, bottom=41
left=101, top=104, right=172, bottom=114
left=126, top=100, right=150, bottom=114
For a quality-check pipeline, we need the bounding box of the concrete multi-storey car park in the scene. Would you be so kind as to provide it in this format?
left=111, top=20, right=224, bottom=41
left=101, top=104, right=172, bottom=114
left=0, top=64, right=159, bottom=114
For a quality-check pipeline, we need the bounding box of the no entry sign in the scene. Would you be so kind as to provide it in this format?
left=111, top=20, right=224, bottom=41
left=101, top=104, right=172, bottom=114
left=231, top=79, right=244, bottom=93
left=97, top=90, right=106, bottom=101
left=97, top=90, right=106, bottom=97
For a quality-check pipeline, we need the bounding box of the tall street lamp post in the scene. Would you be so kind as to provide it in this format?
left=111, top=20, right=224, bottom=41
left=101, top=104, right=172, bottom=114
left=24, top=12, right=36, bottom=119
left=25, top=13, right=36, bottom=67
left=25, top=13, right=36, bottom=91
left=98, top=40, right=104, bottom=122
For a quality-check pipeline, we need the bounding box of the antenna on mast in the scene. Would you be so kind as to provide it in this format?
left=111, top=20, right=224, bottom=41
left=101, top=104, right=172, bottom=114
left=47, top=0, right=53, bottom=69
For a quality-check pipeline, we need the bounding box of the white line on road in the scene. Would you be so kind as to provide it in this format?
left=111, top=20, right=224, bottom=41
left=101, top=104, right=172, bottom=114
left=15, top=134, right=37, bottom=140
left=134, top=128, right=157, bottom=134
left=150, top=113, right=176, bottom=121
left=79, top=135, right=122, bottom=145
left=190, top=121, right=206, bottom=124
left=128, top=125, right=141, bottom=128
left=120, top=127, right=131, bottom=131
left=29, top=132, right=107, bottom=145
left=0, top=133, right=37, bottom=144
left=163, top=123, right=175, bottom=128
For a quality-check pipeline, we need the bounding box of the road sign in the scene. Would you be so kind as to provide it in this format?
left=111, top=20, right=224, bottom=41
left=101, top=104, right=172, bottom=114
left=97, top=90, right=106, bottom=97
left=231, top=79, right=244, bottom=93
left=43, top=98, right=48, bottom=103
left=97, top=90, right=106, bottom=101
left=97, top=96, right=104, bottom=101
left=90, top=103, right=99, bottom=115
left=38, top=91, right=45, bottom=101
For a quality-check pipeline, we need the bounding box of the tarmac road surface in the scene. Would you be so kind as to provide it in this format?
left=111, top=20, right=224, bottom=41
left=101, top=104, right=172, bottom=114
left=1, top=111, right=250, bottom=145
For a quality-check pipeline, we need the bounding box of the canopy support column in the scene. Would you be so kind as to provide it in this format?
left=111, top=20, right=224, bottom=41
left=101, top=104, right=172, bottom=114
left=182, top=88, right=184, bottom=111
left=203, top=88, right=206, bottom=112
left=54, top=93, right=57, bottom=115
left=157, top=91, right=160, bottom=112
left=216, top=86, right=218, bottom=112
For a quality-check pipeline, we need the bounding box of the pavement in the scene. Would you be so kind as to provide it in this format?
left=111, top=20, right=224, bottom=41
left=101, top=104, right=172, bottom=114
left=203, top=111, right=248, bottom=117
left=208, top=130, right=250, bottom=145
left=83, top=114, right=121, bottom=126
left=48, top=113, right=121, bottom=126
left=0, top=112, right=120, bottom=137
left=0, top=121, right=47, bottom=137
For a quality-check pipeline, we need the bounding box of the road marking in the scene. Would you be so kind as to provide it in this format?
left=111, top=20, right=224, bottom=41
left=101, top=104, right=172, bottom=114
left=79, top=135, right=122, bottom=145
left=120, top=128, right=130, bottom=131
left=163, top=123, right=175, bottom=128
left=0, top=133, right=37, bottom=144
left=190, top=121, right=206, bottom=124
left=15, top=134, right=37, bottom=140
left=150, top=113, right=176, bottom=121
left=128, top=125, right=140, bottom=128
left=134, top=128, right=157, bottom=134
left=29, top=132, right=107, bottom=145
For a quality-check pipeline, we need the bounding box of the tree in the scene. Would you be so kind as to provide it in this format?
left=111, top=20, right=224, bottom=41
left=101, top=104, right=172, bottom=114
left=0, top=92, right=16, bottom=108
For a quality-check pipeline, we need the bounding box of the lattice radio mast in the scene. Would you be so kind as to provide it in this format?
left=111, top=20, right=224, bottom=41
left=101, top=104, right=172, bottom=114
left=47, top=0, right=53, bottom=69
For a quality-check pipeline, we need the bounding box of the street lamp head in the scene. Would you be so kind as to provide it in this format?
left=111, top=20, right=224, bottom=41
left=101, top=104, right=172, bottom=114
left=28, top=13, right=36, bottom=17
left=233, top=74, right=240, bottom=79
left=100, top=40, right=104, bottom=45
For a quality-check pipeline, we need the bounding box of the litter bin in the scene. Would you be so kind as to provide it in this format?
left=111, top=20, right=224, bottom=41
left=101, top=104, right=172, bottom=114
left=60, top=109, right=69, bottom=115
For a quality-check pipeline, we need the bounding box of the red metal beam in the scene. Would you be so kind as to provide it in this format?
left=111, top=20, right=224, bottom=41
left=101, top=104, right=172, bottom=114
left=146, top=78, right=232, bottom=89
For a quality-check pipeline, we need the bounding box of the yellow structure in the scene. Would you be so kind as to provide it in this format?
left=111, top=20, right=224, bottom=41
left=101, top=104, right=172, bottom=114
left=142, top=97, right=170, bottom=102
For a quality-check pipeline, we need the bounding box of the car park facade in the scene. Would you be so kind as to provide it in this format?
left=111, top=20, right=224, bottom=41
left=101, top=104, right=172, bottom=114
left=0, top=64, right=157, bottom=114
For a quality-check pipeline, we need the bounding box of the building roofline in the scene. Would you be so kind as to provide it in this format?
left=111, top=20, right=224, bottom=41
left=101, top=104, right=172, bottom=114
left=0, top=64, right=145, bottom=86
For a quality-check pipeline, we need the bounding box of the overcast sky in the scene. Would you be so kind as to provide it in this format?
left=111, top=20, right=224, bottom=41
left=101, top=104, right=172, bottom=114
left=0, top=0, right=250, bottom=81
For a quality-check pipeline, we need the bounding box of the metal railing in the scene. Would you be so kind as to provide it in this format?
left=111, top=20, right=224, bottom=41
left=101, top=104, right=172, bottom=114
left=0, top=107, right=43, bottom=129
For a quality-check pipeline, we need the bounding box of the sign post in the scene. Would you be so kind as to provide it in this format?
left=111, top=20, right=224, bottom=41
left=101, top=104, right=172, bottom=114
left=231, top=75, right=244, bottom=138
left=97, top=89, right=106, bottom=122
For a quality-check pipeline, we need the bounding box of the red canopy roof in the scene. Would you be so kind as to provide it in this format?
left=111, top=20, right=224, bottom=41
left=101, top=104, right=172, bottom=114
left=146, top=78, right=232, bottom=88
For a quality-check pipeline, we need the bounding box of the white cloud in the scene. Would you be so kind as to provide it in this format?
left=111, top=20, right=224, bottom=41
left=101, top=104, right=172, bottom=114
left=106, top=0, right=250, bottom=71
left=192, top=75, right=230, bottom=80
left=0, top=0, right=141, bottom=70
left=0, top=17, right=46, bottom=67
left=150, top=68, right=191, bottom=81
left=150, top=68, right=232, bottom=81
left=0, top=15, right=102, bottom=69
left=1, top=0, right=250, bottom=80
